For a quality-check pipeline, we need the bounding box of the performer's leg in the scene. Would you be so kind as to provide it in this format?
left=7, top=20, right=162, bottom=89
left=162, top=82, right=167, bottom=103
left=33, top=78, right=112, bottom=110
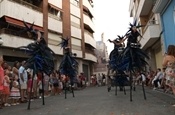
left=123, top=86, right=126, bottom=95
left=42, top=73, right=45, bottom=105
left=129, top=71, right=133, bottom=102
left=65, top=82, right=67, bottom=99
left=72, top=84, right=75, bottom=97
left=115, top=85, right=117, bottom=95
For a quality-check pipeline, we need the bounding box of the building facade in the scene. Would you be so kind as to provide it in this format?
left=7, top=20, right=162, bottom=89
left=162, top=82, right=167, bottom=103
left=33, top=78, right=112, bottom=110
left=153, top=0, right=175, bottom=49
left=94, top=33, right=108, bottom=76
left=0, top=0, right=97, bottom=81
left=129, top=0, right=164, bottom=71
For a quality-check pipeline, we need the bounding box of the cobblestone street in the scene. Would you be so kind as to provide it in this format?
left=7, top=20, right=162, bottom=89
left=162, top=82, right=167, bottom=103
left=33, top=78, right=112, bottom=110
left=1, top=86, right=175, bottom=115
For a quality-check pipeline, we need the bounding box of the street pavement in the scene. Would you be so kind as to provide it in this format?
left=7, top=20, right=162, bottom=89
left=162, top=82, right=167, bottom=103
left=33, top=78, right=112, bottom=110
left=1, top=86, right=175, bottom=115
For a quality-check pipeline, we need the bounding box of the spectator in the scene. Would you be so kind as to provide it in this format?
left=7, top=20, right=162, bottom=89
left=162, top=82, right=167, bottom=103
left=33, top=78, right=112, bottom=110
left=97, top=73, right=102, bottom=86
left=43, top=73, right=50, bottom=96
left=162, top=45, right=175, bottom=96
left=147, top=70, right=155, bottom=88
left=152, top=68, right=163, bottom=90
left=27, top=73, right=34, bottom=101
left=160, top=68, right=167, bottom=90
left=10, top=75, right=20, bottom=105
left=18, top=61, right=28, bottom=103
left=0, top=55, right=4, bottom=109
left=3, top=69, right=11, bottom=107
left=51, top=72, right=59, bottom=95
left=102, top=73, right=106, bottom=86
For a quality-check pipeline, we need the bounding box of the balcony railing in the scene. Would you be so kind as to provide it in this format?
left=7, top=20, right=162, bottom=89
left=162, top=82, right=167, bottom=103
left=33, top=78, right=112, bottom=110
left=0, top=28, right=29, bottom=39
left=85, top=48, right=96, bottom=56
left=84, top=30, right=93, bottom=38
left=143, top=20, right=159, bottom=33
left=9, top=0, right=42, bottom=12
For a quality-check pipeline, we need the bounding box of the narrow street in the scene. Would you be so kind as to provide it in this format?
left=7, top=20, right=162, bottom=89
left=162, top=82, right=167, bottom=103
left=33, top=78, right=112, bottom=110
left=1, top=86, right=175, bottom=115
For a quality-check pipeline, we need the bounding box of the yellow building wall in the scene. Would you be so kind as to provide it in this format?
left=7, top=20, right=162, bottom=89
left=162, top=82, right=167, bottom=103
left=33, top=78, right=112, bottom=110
left=155, top=48, right=163, bottom=69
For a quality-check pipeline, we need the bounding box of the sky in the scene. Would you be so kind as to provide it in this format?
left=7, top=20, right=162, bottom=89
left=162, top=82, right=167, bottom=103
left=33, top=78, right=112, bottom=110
left=93, top=0, right=133, bottom=53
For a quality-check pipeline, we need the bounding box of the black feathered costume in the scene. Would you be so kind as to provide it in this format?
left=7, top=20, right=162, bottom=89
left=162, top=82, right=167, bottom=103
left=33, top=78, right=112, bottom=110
left=119, top=22, right=149, bottom=72
left=108, top=36, right=129, bottom=94
left=19, top=21, right=55, bottom=75
left=58, top=37, right=78, bottom=99
left=118, top=21, right=149, bottom=101
left=108, top=35, right=125, bottom=72
left=19, top=21, right=55, bottom=109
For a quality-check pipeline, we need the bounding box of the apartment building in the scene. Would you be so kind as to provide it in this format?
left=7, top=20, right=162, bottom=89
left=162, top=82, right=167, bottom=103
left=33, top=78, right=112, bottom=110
left=94, top=33, right=108, bottom=76
left=129, top=0, right=164, bottom=71
left=0, top=0, right=97, bottom=81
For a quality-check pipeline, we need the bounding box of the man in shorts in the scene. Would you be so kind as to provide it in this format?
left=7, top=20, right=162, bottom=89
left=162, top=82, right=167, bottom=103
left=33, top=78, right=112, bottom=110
left=19, top=61, right=28, bottom=102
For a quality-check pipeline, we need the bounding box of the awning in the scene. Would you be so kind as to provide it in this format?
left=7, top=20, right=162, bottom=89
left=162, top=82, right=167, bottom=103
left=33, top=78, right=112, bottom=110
left=48, top=3, right=63, bottom=12
left=4, top=16, right=44, bottom=32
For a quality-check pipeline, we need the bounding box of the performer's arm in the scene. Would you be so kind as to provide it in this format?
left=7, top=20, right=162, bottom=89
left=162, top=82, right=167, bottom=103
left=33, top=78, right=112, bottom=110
left=113, top=41, right=121, bottom=46
left=36, top=31, right=41, bottom=42
left=108, top=39, right=121, bottom=46
left=138, top=37, right=141, bottom=43
left=120, top=36, right=128, bottom=44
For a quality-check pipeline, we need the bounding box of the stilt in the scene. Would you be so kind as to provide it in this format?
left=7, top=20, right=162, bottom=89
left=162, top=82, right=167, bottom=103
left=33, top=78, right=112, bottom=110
left=133, top=84, right=136, bottom=91
left=27, top=72, right=35, bottom=110
left=115, top=85, right=117, bottom=95
left=129, top=71, right=132, bottom=102
left=41, top=72, right=45, bottom=105
left=123, top=86, right=126, bottom=95
left=133, top=78, right=136, bottom=91
left=65, top=82, right=67, bottom=99
left=142, top=81, right=146, bottom=100
left=72, top=85, right=75, bottom=97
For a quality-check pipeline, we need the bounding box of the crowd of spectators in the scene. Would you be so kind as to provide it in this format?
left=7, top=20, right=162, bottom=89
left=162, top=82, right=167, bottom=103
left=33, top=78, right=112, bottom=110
left=0, top=55, right=87, bottom=109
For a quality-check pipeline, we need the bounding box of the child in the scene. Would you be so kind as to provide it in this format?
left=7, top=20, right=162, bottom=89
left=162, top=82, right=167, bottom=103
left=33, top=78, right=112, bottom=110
left=3, top=70, right=11, bottom=107
left=10, top=76, right=20, bottom=105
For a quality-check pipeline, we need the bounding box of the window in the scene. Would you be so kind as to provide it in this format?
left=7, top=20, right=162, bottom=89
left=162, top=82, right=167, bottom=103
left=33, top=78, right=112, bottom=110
left=22, top=0, right=42, bottom=7
left=70, top=0, right=79, bottom=7
left=48, top=4, right=63, bottom=20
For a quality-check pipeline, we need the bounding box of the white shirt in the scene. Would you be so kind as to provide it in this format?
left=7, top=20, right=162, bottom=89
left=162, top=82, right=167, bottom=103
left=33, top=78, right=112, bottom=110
left=157, top=71, right=163, bottom=80
left=19, top=66, right=28, bottom=84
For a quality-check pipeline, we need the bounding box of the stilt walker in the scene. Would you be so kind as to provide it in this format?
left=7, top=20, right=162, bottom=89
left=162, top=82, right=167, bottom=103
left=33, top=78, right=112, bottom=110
left=119, top=20, right=149, bottom=101
left=19, top=21, right=55, bottom=109
left=108, top=35, right=127, bottom=95
left=58, top=37, right=78, bottom=99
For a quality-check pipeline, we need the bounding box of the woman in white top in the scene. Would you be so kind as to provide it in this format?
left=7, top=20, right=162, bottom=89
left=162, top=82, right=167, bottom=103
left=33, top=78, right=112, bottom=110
left=162, top=45, right=175, bottom=96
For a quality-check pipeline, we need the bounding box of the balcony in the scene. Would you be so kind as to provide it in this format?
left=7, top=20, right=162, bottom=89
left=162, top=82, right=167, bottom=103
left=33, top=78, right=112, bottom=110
left=136, top=0, right=154, bottom=17
left=141, top=20, right=161, bottom=50
left=84, top=53, right=97, bottom=63
left=72, top=49, right=83, bottom=58
left=83, top=14, right=95, bottom=32
left=70, top=4, right=81, bottom=18
left=83, top=0, right=94, bottom=17
left=48, top=32, right=63, bottom=55
left=84, top=31, right=96, bottom=48
left=152, top=0, right=171, bottom=13
left=48, top=0, right=62, bottom=9
left=71, top=26, right=81, bottom=39
left=0, top=33, right=33, bottom=48
left=0, top=0, right=43, bottom=26
left=48, top=14, right=63, bottom=33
